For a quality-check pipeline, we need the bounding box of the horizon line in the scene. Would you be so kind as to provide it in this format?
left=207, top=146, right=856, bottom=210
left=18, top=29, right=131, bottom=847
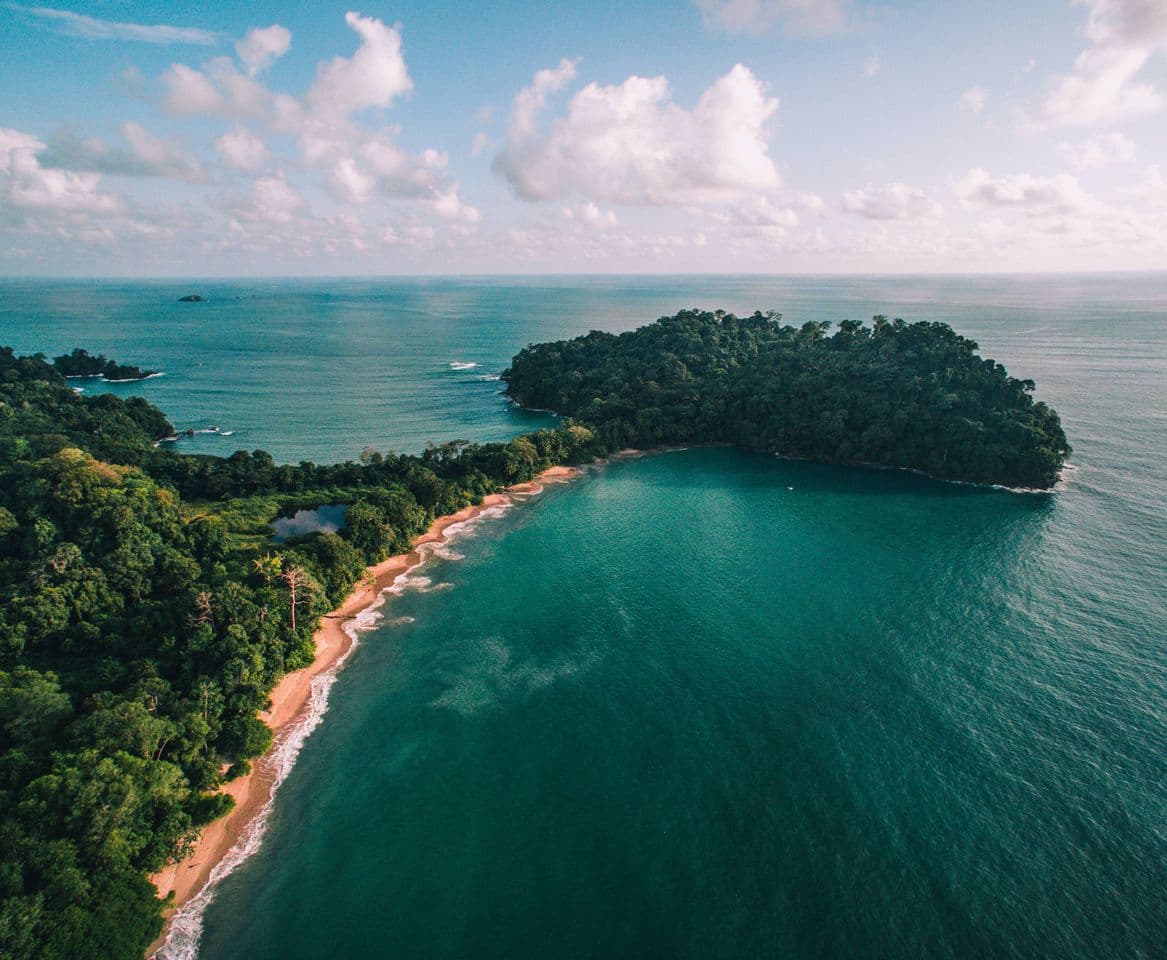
left=2, top=268, right=1166, bottom=282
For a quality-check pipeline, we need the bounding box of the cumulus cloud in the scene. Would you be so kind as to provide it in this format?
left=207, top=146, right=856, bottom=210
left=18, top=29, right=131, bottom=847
left=960, top=86, right=988, bottom=114
left=303, top=12, right=412, bottom=122
left=11, top=4, right=217, bottom=45
left=3, top=148, right=122, bottom=215
left=215, top=127, right=269, bottom=171
left=952, top=168, right=1090, bottom=211
left=731, top=194, right=803, bottom=227
left=36, top=123, right=204, bottom=182
left=696, top=0, right=851, bottom=35
left=120, top=123, right=201, bottom=179
left=563, top=201, right=618, bottom=228
left=842, top=182, right=943, bottom=220
left=225, top=175, right=303, bottom=223
left=0, top=128, right=45, bottom=174
left=951, top=166, right=1158, bottom=254
left=159, top=13, right=410, bottom=128
left=310, top=135, right=447, bottom=202
left=1057, top=131, right=1136, bottom=168
left=430, top=183, right=481, bottom=222
left=236, top=25, right=291, bottom=77
left=161, top=58, right=271, bottom=118
left=160, top=63, right=224, bottom=114
left=1041, top=0, right=1167, bottom=126
left=508, top=58, right=578, bottom=139
left=150, top=12, right=470, bottom=223
left=494, top=62, right=781, bottom=205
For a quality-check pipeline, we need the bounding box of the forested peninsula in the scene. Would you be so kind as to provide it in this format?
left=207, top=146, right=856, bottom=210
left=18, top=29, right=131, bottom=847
left=504, top=310, right=1070, bottom=489
left=52, top=349, right=159, bottom=382
left=0, top=346, right=601, bottom=959
left=0, top=312, right=1067, bottom=959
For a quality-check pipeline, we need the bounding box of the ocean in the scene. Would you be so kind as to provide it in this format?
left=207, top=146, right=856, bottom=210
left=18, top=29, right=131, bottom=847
left=2, top=275, right=1164, bottom=959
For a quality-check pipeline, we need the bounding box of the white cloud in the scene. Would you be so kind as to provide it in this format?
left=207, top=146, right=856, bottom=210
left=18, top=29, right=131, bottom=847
left=842, top=182, right=943, bottom=220
left=303, top=12, right=412, bottom=123
left=563, top=201, right=618, bottom=228
left=495, top=62, right=781, bottom=205
left=5, top=146, right=122, bottom=214
left=952, top=168, right=1090, bottom=211
left=74, top=121, right=206, bottom=180
left=326, top=155, right=376, bottom=202
left=1023, top=58, right=1037, bottom=73
left=0, top=127, right=45, bottom=174
left=864, top=54, right=881, bottom=78
left=161, top=63, right=223, bottom=114
left=508, top=58, right=578, bottom=140
left=215, top=127, right=269, bottom=171
left=11, top=4, right=217, bottom=45
left=159, top=40, right=283, bottom=119
left=431, top=183, right=481, bottom=222
left=1041, top=0, right=1167, bottom=126
left=732, top=194, right=802, bottom=227
left=697, top=0, right=850, bottom=35
left=960, top=86, right=988, bottom=114
left=151, top=13, right=475, bottom=225
left=1057, top=131, right=1136, bottom=168
left=236, top=25, right=291, bottom=77
left=161, top=61, right=271, bottom=118
left=227, top=175, right=303, bottom=223
left=471, top=132, right=490, bottom=157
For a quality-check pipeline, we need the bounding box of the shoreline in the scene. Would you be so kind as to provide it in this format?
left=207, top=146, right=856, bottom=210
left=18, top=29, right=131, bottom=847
left=148, top=464, right=581, bottom=958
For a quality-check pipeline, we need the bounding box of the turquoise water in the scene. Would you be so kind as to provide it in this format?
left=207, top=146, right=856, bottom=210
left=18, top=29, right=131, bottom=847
left=2, top=276, right=1164, bottom=957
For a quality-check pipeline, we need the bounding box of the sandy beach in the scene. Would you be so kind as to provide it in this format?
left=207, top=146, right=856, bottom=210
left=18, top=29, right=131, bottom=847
left=148, top=464, right=580, bottom=955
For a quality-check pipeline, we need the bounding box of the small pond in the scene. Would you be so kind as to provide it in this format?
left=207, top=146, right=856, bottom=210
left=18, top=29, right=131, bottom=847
left=271, top=504, right=348, bottom=542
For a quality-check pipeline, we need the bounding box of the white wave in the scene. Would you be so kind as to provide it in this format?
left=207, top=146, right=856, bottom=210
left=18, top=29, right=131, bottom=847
left=156, top=499, right=515, bottom=959
left=449, top=361, right=479, bottom=370
left=106, top=371, right=165, bottom=382
left=478, top=373, right=502, bottom=381
left=424, top=543, right=465, bottom=561
left=72, top=386, right=85, bottom=394
left=220, top=431, right=235, bottom=437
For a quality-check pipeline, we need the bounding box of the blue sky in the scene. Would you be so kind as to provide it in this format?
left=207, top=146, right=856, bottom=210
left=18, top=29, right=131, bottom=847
left=1, top=0, right=1165, bottom=275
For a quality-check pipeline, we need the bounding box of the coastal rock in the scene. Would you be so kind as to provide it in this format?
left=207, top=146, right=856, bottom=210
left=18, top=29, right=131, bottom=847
left=178, top=294, right=205, bottom=302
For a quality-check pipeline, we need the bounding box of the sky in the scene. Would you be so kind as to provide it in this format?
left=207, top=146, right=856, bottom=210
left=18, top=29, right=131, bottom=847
left=1, top=0, right=1166, bottom=275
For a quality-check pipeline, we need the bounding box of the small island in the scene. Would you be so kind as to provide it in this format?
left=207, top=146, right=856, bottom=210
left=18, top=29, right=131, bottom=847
left=178, top=294, right=205, bottom=302
left=504, top=309, right=1070, bottom=489
left=52, top=347, right=159, bottom=382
